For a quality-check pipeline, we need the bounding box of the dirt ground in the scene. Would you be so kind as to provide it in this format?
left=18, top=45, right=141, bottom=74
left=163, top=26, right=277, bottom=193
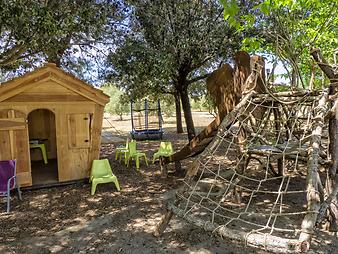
left=0, top=112, right=337, bottom=253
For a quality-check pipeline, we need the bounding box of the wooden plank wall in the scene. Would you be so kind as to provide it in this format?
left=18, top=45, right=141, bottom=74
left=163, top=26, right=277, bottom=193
left=0, top=109, right=32, bottom=186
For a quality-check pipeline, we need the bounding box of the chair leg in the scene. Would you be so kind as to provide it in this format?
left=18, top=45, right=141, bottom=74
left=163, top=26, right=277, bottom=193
left=91, top=182, right=98, bottom=195
left=6, top=191, right=10, bottom=213
left=17, top=185, right=22, bottom=201
left=113, top=178, right=121, bottom=191
left=124, top=152, right=128, bottom=165
left=136, top=157, right=140, bottom=170
left=40, top=145, right=48, bottom=164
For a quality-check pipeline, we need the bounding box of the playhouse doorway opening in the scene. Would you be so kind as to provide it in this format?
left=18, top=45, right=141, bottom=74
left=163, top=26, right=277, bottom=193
left=28, top=109, right=58, bottom=185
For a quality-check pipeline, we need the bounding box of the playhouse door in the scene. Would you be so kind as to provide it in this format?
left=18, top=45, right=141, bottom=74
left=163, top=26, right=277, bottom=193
left=0, top=109, right=32, bottom=186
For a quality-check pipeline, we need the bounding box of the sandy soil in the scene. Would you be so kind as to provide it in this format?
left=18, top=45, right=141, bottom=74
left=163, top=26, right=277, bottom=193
left=0, top=112, right=337, bottom=254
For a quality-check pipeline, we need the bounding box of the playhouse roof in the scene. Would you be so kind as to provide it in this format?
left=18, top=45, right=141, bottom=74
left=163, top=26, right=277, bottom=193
left=0, top=63, right=109, bottom=106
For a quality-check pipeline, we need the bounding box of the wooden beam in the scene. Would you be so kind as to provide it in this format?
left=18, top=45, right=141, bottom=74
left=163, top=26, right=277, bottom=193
left=168, top=201, right=309, bottom=253
left=299, top=89, right=329, bottom=243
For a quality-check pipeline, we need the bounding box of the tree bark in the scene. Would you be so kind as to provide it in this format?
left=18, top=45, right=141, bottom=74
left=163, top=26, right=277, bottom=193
left=174, top=92, right=184, bottom=133
left=179, top=86, right=195, bottom=141
left=291, top=68, right=298, bottom=89
left=309, top=62, right=316, bottom=90
left=310, top=48, right=338, bottom=231
left=168, top=201, right=308, bottom=253
left=299, top=89, right=328, bottom=244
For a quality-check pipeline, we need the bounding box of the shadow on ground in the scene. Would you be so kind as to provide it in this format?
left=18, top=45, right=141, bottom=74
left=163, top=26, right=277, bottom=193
left=0, top=158, right=268, bottom=254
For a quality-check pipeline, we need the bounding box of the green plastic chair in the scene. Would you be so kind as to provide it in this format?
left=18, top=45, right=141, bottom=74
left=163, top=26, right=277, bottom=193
left=152, top=141, right=174, bottom=163
left=127, top=140, right=148, bottom=170
left=89, top=159, right=120, bottom=195
left=115, top=138, right=130, bottom=165
left=29, top=143, right=48, bottom=164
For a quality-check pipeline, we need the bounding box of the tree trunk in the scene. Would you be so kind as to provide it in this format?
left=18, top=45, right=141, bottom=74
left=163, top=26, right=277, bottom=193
left=309, top=62, right=316, bottom=90
left=291, top=68, right=298, bottom=89
left=174, top=92, right=184, bottom=133
left=179, top=86, right=195, bottom=141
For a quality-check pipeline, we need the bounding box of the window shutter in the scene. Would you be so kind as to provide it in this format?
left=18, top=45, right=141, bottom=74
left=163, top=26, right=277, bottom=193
left=67, top=113, right=92, bottom=148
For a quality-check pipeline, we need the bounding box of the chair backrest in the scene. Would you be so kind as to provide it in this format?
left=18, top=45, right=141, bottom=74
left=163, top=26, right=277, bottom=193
left=159, top=142, right=173, bottom=153
left=0, top=160, right=16, bottom=192
left=91, top=159, right=113, bottom=178
left=125, top=138, right=130, bottom=149
left=128, top=140, right=138, bottom=155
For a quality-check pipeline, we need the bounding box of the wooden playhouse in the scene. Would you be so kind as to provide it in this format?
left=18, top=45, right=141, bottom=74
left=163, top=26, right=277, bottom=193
left=0, top=63, right=109, bottom=186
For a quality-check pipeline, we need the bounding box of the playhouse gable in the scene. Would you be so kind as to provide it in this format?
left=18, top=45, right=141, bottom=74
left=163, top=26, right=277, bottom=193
left=0, top=63, right=109, bottom=105
left=3, top=80, right=89, bottom=103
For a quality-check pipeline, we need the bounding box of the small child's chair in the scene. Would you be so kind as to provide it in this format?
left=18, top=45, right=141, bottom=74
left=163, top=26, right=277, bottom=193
left=89, top=159, right=120, bottom=195
left=127, top=140, right=148, bottom=170
left=115, top=138, right=130, bottom=165
left=0, top=159, right=22, bottom=212
left=152, top=141, right=174, bottom=163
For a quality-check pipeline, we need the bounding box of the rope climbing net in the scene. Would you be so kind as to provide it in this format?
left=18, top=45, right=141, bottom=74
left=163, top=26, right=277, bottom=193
left=165, top=89, right=330, bottom=253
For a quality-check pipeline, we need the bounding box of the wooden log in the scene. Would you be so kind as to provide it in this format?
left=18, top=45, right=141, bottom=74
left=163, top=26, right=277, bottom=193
left=198, top=91, right=255, bottom=159
left=153, top=210, right=174, bottom=237
left=310, top=48, right=338, bottom=83
left=311, top=48, right=338, bottom=230
left=167, top=202, right=309, bottom=253
left=316, top=175, right=338, bottom=226
left=299, top=89, right=329, bottom=243
left=165, top=117, right=220, bottom=163
left=159, top=157, right=168, bottom=177
left=153, top=193, right=181, bottom=237
left=325, top=97, right=338, bottom=231
left=253, top=90, right=320, bottom=99
left=165, top=91, right=255, bottom=165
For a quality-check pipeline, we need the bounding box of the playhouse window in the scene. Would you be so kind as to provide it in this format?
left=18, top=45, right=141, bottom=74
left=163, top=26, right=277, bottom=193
left=67, top=113, right=92, bottom=148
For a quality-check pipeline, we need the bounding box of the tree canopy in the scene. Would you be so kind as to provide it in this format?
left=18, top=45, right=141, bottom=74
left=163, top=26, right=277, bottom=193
left=1, top=0, right=337, bottom=140
left=221, top=0, right=338, bottom=88
left=106, top=0, right=251, bottom=140
left=0, top=0, right=123, bottom=83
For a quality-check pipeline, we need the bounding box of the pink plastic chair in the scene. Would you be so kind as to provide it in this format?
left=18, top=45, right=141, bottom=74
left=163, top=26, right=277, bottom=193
left=0, top=160, right=22, bottom=213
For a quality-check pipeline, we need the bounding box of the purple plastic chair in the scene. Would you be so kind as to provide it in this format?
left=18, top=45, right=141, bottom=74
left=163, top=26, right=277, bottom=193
left=0, top=160, right=22, bottom=213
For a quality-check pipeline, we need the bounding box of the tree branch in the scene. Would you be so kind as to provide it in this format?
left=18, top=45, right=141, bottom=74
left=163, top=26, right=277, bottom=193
left=0, top=44, right=27, bottom=67
left=187, top=73, right=211, bottom=84
left=310, top=48, right=338, bottom=81
left=189, top=55, right=213, bottom=72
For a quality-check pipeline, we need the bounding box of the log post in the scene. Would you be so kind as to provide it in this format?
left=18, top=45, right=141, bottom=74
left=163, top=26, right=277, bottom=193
left=154, top=194, right=180, bottom=237
left=316, top=175, right=338, bottom=226
left=167, top=201, right=308, bottom=253
left=299, top=89, right=328, bottom=245
left=311, top=48, right=338, bottom=230
left=153, top=210, right=174, bottom=237
left=159, top=157, right=168, bottom=177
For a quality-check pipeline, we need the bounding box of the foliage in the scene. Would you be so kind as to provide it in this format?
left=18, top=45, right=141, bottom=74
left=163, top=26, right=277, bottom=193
left=220, top=0, right=338, bottom=88
left=160, top=95, right=176, bottom=118
left=106, top=0, right=251, bottom=139
left=0, top=0, right=123, bottom=84
left=107, top=0, right=244, bottom=94
left=101, top=84, right=130, bottom=120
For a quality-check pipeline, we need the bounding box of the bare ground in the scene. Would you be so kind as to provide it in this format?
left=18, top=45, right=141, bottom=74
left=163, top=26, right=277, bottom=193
left=0, top=112, right=337, bottom=254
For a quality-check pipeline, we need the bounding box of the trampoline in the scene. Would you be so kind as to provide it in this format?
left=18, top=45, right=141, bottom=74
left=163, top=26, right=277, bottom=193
left=130, top=99, right=163, bottom=140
